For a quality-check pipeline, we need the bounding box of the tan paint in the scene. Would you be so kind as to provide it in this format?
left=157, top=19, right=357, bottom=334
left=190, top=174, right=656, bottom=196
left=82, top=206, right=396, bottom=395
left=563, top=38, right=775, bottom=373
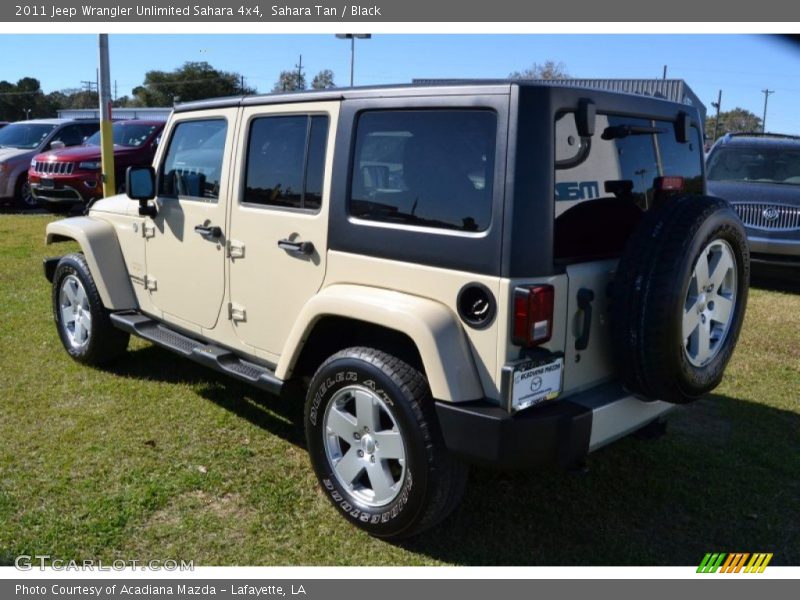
left=318, top=251, right=501, bottom=400
left=144, top=107, right=241, bottom=332
left=224, top=101, right=340, bottom=356
left=46, top=216, right=137, bottom=310
left=277, top=283, right=485, bottom=403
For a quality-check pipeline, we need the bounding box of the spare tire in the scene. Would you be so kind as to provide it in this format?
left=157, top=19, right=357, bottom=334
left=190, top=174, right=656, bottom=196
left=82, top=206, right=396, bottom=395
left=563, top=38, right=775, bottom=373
left=611, top=195, right=749, bottom=404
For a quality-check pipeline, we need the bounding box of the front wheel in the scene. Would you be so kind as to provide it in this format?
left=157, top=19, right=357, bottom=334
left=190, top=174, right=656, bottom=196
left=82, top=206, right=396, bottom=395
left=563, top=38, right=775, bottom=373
left=305, top=347, right=467, bottom=539
left=14, top=174, right=37, bottom=210
left=52, top=253, right=129, bottom=366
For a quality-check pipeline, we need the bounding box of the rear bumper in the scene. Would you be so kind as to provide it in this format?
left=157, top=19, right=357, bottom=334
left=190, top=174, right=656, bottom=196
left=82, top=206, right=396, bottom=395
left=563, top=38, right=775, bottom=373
left=435, top=382, right=673, bottom=469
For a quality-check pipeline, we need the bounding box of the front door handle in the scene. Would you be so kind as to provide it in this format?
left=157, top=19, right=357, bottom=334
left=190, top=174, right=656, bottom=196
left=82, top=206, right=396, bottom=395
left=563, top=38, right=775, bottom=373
left=575, top=288, right=595, bottom=351
left=194, top=224, right=222, bottom=239
left=278, top=238, right=315, bottom=256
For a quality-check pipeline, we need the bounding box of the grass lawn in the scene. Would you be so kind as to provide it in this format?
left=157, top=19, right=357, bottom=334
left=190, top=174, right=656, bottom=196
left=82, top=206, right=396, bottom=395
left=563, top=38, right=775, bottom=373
left=0, top=213, right=798, bottom=566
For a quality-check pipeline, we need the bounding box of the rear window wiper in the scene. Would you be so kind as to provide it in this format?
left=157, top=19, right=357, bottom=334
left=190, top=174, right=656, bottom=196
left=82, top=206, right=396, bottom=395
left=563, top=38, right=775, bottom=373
left=601, top=125, right=666, bottom=140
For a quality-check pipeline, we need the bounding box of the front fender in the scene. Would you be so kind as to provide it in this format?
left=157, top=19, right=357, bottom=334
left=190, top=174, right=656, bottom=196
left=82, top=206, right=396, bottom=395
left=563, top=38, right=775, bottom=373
left=277, top=284, right=484, bottom=403
left=46, top=217, right=137, bottom=310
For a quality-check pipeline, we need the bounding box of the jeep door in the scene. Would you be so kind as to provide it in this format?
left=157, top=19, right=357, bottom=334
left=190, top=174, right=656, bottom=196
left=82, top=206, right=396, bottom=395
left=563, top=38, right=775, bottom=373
left=226, top=101, right=339, bottom=360
left=143, top=109, right=239, bottom=331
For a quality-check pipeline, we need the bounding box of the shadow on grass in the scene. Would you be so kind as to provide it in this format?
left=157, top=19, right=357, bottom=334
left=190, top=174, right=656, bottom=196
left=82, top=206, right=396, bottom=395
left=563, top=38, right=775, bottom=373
left=105, top=346, right=799, bottom=566
left=751, top=265, right=800, bottom=295
left=105, top=345, right=306, bottom=448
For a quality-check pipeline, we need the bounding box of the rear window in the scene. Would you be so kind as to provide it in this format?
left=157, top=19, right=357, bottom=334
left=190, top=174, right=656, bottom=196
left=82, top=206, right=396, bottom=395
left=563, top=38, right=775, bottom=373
left=707, top=146, right=800, bottom=186
left=554, top=113, right=703, bottom=261
left=349, top=110, right=497, bottom=232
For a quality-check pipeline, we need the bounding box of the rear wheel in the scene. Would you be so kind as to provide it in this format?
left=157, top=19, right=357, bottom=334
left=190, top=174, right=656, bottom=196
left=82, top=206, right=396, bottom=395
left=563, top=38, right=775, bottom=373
left=611, top=195, right=749, bottom=403
left=305, top=347, right=467, bottom=539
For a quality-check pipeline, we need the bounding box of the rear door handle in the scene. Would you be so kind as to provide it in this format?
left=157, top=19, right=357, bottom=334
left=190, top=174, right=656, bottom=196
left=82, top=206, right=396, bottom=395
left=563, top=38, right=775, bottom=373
left=575, top=288, right=595, bottom=351
left=278, top=238, right=315, bottom=256
left=194, top=224, right=222, bottom=239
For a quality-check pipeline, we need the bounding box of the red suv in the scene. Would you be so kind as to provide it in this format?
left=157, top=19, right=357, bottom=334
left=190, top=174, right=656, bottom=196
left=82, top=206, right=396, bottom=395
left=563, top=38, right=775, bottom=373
left=29, top=120, right=164, bottom=210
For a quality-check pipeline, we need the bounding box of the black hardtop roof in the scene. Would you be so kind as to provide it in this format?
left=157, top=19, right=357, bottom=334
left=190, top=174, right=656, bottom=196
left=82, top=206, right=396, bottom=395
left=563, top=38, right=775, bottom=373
left=173, top=80, right=689, bottom=114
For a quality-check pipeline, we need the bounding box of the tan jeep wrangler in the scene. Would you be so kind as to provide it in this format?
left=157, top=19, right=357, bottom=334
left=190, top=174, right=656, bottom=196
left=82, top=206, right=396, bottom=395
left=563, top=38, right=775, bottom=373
left=43, top=82, right=749, bottom=539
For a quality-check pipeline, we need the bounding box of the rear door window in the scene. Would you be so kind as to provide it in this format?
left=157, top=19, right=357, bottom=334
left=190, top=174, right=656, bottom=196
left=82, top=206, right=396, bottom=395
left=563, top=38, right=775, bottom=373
left=349, top=110, right=497, bottom=232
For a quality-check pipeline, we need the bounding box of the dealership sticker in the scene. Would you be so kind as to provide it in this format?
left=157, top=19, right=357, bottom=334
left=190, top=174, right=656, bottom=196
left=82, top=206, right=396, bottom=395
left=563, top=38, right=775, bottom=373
left=511, top=357, right=563, bottom=411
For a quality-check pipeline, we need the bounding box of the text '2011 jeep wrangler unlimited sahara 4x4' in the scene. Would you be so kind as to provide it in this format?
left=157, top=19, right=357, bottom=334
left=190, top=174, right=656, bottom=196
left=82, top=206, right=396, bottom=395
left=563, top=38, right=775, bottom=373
left=43, top=82, right=749, bottom=539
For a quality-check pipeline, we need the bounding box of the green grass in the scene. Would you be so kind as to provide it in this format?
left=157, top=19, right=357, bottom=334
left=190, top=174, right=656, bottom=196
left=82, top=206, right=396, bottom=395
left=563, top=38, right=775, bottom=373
left=0, top=213, right=798, bottom=566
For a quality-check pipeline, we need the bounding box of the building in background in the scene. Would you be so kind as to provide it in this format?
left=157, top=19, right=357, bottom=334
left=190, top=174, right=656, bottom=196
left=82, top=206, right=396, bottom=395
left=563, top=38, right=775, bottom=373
left=57, top=107, right=172, bottom=121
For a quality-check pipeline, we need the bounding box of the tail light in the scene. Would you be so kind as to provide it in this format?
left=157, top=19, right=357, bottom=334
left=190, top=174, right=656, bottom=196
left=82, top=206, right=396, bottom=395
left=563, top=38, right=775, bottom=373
left=512, top=285, right=554, bottom=347
left=654, top=176, right=685, bottom=192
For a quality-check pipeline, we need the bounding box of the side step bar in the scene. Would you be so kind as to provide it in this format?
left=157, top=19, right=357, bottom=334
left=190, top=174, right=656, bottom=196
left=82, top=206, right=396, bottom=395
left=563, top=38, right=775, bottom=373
left=109, top=312, right=283, bottom=396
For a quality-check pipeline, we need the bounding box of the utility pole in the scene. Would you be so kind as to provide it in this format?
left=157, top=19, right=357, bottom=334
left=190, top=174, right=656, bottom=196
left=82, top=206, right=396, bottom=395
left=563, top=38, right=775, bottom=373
left=662, top=65, right=667, bottom=80
left=295, top=55, right=304, bottom=90
left=240, top=74, right=245, bottom=95
left=711, top=89, right=722, bottom=143
left=761, top=89, right=774, bottom=133
left=114, top=80, right=118, bottom=102
left=98, top=34, right=115, bottom=197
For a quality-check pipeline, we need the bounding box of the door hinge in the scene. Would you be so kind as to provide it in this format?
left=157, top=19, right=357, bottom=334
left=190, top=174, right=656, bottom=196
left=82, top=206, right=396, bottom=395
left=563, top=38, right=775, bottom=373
left=144, top=275, right=157, bottom=291
left=227, top=239, right=245, bottom=259
left=228, top=302, right=246, bottom=322
left=142, top=222, right=156, bottom=239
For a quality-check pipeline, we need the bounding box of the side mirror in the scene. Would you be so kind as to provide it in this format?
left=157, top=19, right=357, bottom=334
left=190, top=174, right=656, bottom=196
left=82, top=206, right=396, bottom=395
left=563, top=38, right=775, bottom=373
left=49, top=140, right=66, bottom=150
left=126, top=166, right=157, bottom=217
left=576, top=99, right=596, bottom=138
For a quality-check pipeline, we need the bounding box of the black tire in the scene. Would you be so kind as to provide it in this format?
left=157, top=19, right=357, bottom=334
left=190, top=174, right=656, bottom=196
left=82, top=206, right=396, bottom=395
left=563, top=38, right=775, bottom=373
left=611, top=195, right=749, bottom=404
left=13, top=174, right=37, bottom=211
left=52, top=253, right=130, bottom=366
left=305, top=347, right=468, bottom=539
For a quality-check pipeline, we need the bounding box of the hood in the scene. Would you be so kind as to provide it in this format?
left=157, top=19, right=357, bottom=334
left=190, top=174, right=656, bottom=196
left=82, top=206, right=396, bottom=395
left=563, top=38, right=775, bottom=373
left=0, top=147, right=35, bottom=163
left=88, top=194, right=140, bottom=216
left=707, top=180, right=800, bottom=207
left=34, top=144, right=141, bottom=163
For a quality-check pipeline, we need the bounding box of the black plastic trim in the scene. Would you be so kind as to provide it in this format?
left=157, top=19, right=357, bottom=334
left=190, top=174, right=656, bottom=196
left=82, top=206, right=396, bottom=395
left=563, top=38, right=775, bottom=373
left=109, top=312, right=284, bottom=396
left=435, top=398, right=592, bottom=470
left=456, top=282, right=497, bottom=330
left=43, top=257, right=60, bottom=282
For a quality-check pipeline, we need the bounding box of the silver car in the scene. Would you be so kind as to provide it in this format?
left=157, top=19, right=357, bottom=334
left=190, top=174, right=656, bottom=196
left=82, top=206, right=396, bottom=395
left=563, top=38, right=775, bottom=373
left=0, top=119, right=99, bottom=209
left=706, top=133, right=800, bottom=268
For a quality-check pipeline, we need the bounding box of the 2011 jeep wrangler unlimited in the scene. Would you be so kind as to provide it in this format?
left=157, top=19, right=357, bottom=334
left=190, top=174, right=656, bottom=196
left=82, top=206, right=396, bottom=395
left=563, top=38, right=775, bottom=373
left=43, top=82, right=749, bottom=539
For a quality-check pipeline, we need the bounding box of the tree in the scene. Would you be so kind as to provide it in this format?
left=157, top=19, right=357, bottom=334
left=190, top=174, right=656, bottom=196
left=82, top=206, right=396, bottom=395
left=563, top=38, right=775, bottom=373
left=705, top=107, right=762, bottom=140
left=311, top=70, right=336, bottom=90
left=509, top=60, right=571, bottom=80
left=272, top=70, right=306, bottom=93
left=132, top=61, right=255, bottom=106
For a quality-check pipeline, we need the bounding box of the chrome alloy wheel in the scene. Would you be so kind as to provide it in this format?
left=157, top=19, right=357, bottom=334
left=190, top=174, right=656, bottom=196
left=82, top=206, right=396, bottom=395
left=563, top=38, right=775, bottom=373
left=682, top=239, right=738, bottom=367
left=323, top=385, right=407, bottom=507
left=59, top=274, right=92, bottom=349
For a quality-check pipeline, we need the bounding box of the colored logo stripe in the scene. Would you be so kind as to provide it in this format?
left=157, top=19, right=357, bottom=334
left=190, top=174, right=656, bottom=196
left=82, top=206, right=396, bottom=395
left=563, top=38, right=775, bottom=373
left=697, top=553, right=773, bottom=573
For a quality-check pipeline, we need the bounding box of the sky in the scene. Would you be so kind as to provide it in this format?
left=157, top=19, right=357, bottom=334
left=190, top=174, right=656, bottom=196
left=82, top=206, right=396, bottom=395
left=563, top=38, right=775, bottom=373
left=1, top=34, right=799, bottom=133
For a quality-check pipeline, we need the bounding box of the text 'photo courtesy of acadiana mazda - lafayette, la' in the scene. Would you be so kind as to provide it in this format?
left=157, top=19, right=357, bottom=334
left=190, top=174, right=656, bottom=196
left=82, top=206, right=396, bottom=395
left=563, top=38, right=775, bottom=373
left=29, top=120, right=165, bottom=212
left=0, top=118, right=100, bottom=210
left=706, top=132, right=800, bottom=268
left=41, top=82, right=750, bottom=539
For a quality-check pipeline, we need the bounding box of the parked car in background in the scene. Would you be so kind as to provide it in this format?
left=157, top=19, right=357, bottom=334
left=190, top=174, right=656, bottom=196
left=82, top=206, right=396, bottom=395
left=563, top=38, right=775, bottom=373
left=29, top=120, right=164, bottom=211
left=707, top=132, right=800, bottom=267
left=0, top=119, right=99, bottom=210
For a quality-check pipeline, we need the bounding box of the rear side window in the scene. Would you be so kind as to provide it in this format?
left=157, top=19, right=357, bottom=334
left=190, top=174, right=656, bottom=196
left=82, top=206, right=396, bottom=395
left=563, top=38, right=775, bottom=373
left=243, top=114, right=329, bottom=210
left=160, top=119, right=227, bottom=201
left=349, top=110, right=496, bottom=232
left=554, top=112, right=703, bottom=261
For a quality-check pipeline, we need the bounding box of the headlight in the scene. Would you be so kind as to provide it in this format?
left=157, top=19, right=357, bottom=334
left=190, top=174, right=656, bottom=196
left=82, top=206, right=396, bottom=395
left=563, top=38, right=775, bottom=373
left=30, top=158, right=37, bottom=167
left=79, top=161, right=102, bottom=170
